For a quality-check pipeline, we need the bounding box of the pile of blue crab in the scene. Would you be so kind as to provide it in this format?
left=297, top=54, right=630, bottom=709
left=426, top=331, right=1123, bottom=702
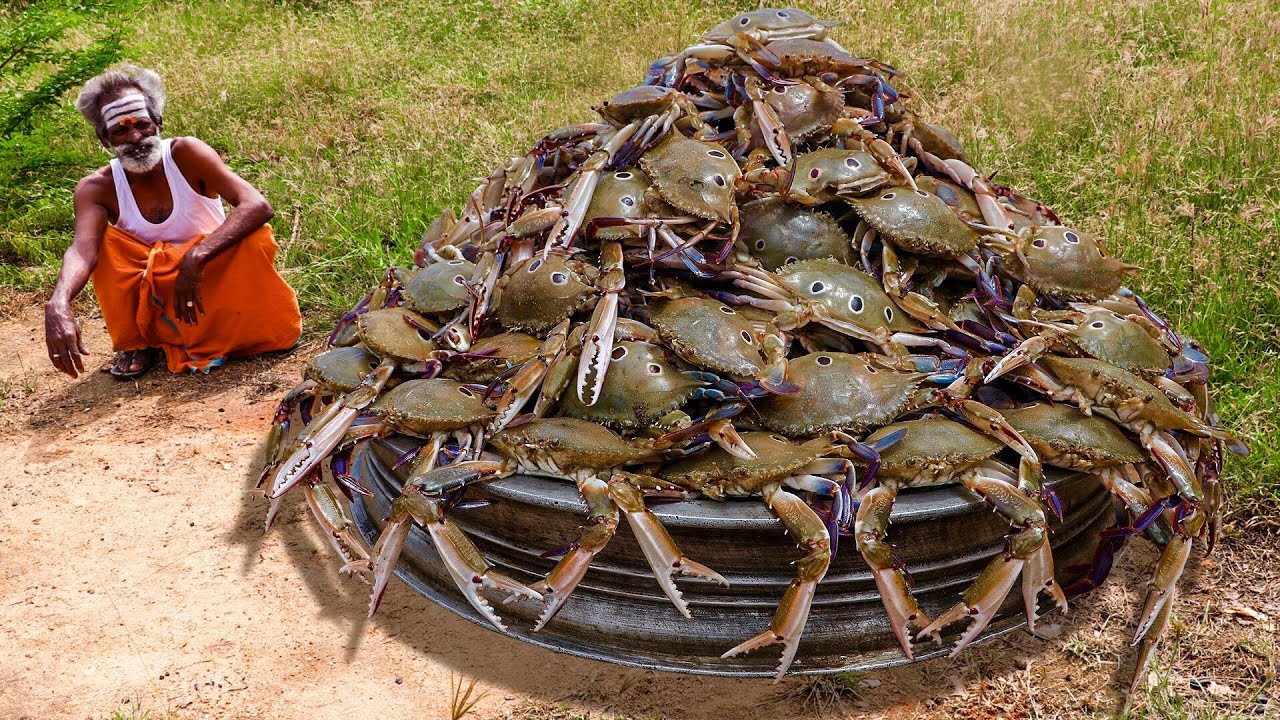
left=260, top=7, right=1246, bottom=692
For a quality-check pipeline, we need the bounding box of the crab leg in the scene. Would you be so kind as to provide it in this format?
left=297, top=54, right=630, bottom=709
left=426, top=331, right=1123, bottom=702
left=855, top=485, right=939, bottom=658
left=490, top=320, right=570, bottom=433
left=544, top=123, right=640, bottom=254
left=743, top=76, right=793, bottom=166
left=722, top=484, right=830, bottom=680
left=533, top=475, right=620, bottom=629
left=880, top=243, right=962, bottom=332
left=917, top=471, right=1066, bottom=651
left=303, top=481, right=371, bottom=580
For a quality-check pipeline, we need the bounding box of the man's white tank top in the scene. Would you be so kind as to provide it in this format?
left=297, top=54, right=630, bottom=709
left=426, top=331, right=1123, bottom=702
left=110, top=138, right=226, bottom=243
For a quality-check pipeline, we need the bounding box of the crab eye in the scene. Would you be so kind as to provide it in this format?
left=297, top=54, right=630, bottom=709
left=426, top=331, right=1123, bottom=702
left=816, top=355, right=833, bottom=366
left=718, top=305, right=736, bottom=314
left=707, top=149, right=726, bottom=158
left=808, top=281, right=826, bottom=294
left=845, top=157, right=860, bottom=168
left=882, top=192, right=895, bottom=199
left=740, top=330, right=754, bottom=343
left=1032, top=239, right=1047, bottom=248
left=754, top=240, right=766, bottom=250
left=713, top=175, right=726, bottom=187
left=621, top=196, right=635, bottom=207
left=1090, top=321, right=1105, bottom=329
left=884, top=307, right=894, bottom=322
left=1064, top=231, right=1080, bottom=243
left=550, top=272, right=568, bottom=285
left=647, top=363, right=663, bottom=375
left=452, top=275, right=467, bottom=285
left=849, top=295, right=864, bottom=313
left=615, top=171, right=632, bottom=179
left=528, top=259, right=543, bottom=272
left=458, top=386, right=475, bottom=397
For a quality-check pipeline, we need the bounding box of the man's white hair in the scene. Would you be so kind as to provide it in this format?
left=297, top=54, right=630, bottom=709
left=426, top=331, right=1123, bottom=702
left=75, top=64, right=166, bottom=143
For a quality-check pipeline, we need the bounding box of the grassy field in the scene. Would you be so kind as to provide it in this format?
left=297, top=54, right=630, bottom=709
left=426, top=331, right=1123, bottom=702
left=6, top=0, right=1274, bottom=511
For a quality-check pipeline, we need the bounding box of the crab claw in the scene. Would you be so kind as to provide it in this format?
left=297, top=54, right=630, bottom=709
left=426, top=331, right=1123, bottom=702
left=855, top=486, right=939, bottom=659
left=1133, top=533, right=1191, bottom=644
left=575, top=242, right=624, bottom=406
left=984, top=335, right=1053, bottom=383
left=919, top=475, right=1060, bottom=653
left=268, top=361, right=394, bottom=500
left=611, top=475, right=727, bottom=616
left=722, top=487, right=829, bottom=680
left=918, top=547, right=1027, bottom=655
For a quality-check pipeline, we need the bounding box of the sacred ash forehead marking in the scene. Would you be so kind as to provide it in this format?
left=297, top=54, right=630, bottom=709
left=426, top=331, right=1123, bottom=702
left=100, top=91, right=152, bottom=129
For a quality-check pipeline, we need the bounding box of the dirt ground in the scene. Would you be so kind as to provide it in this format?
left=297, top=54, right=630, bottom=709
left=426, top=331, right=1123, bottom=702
left=0, top=301, right=1275, bottom=720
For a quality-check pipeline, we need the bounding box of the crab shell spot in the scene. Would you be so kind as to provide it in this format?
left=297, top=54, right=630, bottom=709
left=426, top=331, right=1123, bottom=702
left=718, top=305, right=736, bottom=314
left=648, top=297, right=769, bottom=377
left=612, top=346, right=628, bottom=360
left=528, top=259, right=544, bottom=272
left=742, top=200, right=855, bottom=271
left=776, top=258, right=923, bottom=333
left=493, top=256, right=594, bottom=333
left=808, top=281, right=826, bottom=294
left=556, top=343, right=702, bottom=428
left=640, top=135, right=740, bottom=222
left=373, top=378, right=492, bottom=433
left=616, top=171, right=633, bottom=179
left=756, top=352, right=923, bottom=435
left=846, top=157, right=860, bottom=167
left=850, top=189, right=981, bottom=256
left=1065, top=231, right=1080, bottom=243
left=404, top=259, right=476, bottom=314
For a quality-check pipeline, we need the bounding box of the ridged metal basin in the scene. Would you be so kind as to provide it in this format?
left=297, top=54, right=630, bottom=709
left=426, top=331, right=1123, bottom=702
left=350, top=437, right=1116, bottom=676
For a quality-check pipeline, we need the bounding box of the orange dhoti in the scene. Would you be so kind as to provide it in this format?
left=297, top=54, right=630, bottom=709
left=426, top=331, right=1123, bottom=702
left=92, top=224, right=302, bottom=373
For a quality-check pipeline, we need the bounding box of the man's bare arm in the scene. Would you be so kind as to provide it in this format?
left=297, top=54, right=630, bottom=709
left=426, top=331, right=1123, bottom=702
left=171, top=137, right=275, bottom=324
left=44, top=176, right=109, bottom=377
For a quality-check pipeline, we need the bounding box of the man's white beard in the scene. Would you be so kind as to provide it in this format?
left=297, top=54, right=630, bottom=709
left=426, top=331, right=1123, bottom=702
left=113, top=134, right=163, bottom=174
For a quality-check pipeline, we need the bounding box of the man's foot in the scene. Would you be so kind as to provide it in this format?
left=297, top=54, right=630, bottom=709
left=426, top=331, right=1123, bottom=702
left=107, top=348, right=160, bottom=379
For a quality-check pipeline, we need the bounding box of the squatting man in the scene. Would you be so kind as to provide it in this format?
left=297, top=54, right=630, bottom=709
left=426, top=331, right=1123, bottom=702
left=44, top=65, right=301, bottom=379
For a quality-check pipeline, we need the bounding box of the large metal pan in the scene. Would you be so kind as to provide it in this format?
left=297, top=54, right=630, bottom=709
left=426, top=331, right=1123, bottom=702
left=350, top=437, right=1116, bottom=676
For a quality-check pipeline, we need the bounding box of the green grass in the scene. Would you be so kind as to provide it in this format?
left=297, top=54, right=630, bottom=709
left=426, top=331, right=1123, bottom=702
left=3, top=0, right=1276, bottom=511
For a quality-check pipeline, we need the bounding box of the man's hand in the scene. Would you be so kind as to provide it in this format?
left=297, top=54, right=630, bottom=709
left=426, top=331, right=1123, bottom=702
left=44, top=302, right=89, bottom=377
left=174, top=252, right=206, bottom=325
